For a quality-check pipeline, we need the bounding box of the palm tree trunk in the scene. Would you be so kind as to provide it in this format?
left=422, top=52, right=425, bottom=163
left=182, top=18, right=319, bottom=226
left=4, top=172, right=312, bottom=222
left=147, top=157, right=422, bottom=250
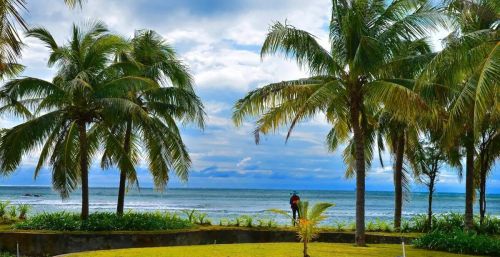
left=479, top=165, right=486, bottom=225
left=427, top=178, right=434, bottom=231
left=78, top=121, right=89, bottom=220
left=465, top=131, right=474, bottom=230
left=117, top=119, right=132, bottom=216
left=350, top=85, right=366, bottom=246
left=303, top=239, right=308, bottom=257
left=393, top=133, right=405, bottom=231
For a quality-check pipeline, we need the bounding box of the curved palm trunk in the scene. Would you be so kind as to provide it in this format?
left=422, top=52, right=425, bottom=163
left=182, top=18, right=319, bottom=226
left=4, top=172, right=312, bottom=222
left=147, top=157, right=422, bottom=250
left=117, top=119, right=132, bottom=216
left=350, top=85, right=366, bottom=246
left=465, top=131, right=474, bottom=230
left=393, top=133, right=405, bottom=231
left=78, top=121, right=89, bottom=220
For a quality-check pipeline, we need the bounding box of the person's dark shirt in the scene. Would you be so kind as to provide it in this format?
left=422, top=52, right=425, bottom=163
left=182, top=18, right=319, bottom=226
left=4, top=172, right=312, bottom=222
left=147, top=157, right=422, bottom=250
left=290, top=195, right=300, bottom=207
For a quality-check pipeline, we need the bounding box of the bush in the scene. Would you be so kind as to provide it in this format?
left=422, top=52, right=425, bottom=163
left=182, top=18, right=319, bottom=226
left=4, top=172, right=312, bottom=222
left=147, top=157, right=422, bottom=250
left=414, top=230, right=500, bottom=256
left=402, top=213, right=500, bottom=235
left=14, top=211, right=192, bottom=231
left=0, top=201, right=10, bottom=218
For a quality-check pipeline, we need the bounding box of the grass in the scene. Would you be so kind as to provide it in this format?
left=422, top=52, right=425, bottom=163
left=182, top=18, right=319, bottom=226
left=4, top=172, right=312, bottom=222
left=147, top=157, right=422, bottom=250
left=65, top=243, right=478, bottom=257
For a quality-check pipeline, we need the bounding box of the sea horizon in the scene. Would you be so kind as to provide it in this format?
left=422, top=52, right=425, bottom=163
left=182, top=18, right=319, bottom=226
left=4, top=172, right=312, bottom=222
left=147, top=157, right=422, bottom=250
left=1, top=186, right=499, bottom=224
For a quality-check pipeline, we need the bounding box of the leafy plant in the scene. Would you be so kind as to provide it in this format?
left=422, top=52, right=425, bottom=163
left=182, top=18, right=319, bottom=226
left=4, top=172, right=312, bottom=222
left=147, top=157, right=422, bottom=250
left=414, top=230, right=500, bottom=256
left=181, top=209, right=197, bottom=223
left=195, top=212, right=211, bottom=225
left=17, top=204, right=31, bottom=220
left=0, top=201, right=10, bottom=218
left=14, top=211, right=192, bottom=231
left=8, top=206, right=16, bottom=219
left=238, top=215, right=253, bottom=228
left=333, top=220, right=346, bottom=231
left=271, top=201, right=334, bottom=257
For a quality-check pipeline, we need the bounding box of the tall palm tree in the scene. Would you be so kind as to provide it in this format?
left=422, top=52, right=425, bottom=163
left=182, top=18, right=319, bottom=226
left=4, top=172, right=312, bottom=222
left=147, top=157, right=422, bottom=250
left=0, top=22, right=152, bottom=219
left=419, top=0, right=499, bottom=229
left=103, top=30, right=205, bottom=215
left=233, top=0, right=447, bottom=245
left=475, top=113, right=499, bottom=225
left=376, top=39, right=434, bottom=230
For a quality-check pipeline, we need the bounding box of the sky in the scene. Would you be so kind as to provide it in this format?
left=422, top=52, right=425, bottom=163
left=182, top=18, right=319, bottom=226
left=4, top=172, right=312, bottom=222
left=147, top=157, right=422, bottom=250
left=0, top=0, right=498, bottom=193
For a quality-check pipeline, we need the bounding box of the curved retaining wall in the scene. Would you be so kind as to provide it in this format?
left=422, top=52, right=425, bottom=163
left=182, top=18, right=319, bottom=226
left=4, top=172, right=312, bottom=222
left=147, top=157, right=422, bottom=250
left=0, top=229, right=414, bottom=256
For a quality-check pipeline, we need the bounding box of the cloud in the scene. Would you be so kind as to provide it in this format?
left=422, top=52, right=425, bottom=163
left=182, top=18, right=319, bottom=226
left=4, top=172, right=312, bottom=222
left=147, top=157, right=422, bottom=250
left=0, top=0, right=495, bottom=193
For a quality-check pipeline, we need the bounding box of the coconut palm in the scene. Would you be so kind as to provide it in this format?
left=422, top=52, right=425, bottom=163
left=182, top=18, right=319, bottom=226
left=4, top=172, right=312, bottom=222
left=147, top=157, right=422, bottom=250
left=0, top=0, right=27, bottom=78
left=233, top=0, right=447, bottom=245
left=375, top=39, right=434, bottom=231
left=0, top=0, right=84, bottom=78
left=102, top=30, right=205, bottom=215
left=64, top=0, right=84, bottom=8
left=271, top=201, right=334, bottom=257
left=475, top=113, right=499, bottom=225
left=418, top=0, right=499, bottom=229
left=0, top=22, right=153, bottom=219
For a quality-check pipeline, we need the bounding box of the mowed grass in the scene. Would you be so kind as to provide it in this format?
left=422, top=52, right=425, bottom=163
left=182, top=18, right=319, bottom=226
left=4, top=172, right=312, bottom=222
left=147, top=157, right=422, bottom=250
left=66, top=243, right=477, bottom=257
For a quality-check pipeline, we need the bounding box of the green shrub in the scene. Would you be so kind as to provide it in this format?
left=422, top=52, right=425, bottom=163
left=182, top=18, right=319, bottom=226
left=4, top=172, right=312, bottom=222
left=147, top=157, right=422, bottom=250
left=333, top=220, right=346, bottom=231
left=402, top=213, right=500, bottom=235
left=0, top=201, right=10, bottom=218
left=0, top=252, right=15, bottom=257
left=195, top=212, right=211, bottom=225
left=181, top=209, right=197, bottom=223
left=14, top=211, right=192, bottom=231
left=8, top=206, right=16, bottom=219
left=414, top=230, right=500, bottom=256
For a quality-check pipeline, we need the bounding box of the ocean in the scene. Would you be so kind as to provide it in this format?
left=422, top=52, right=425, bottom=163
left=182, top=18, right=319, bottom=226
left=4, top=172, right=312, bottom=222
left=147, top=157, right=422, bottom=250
left=1, top=186, right=499, bottom=224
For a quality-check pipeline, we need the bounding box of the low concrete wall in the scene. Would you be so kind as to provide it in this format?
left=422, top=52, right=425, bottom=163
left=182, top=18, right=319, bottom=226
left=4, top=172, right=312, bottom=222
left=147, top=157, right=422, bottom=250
left=0, top=229, right=413, bottom=256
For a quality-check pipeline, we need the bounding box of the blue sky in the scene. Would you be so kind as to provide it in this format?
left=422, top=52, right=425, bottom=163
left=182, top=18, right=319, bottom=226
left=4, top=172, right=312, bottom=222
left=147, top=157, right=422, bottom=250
left=0, top=0, right=498, bottom=193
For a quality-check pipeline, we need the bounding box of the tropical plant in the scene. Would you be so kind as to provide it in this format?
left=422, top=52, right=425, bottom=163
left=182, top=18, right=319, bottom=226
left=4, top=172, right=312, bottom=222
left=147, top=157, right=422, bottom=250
left=409, top=136, right=450, bottom=230
left=0, top=0, right=27, bottom=78
left=7, top=206, right=16, bottom=219
left=414, top=229, right=500, bottom=256
left=418, top=0, right=500, bottom=229
left=101, top=30, right=204, bottom=215
left=17, top=204, right=30, bottom=220
left=0, top=0, right=84, bottom=79
left=374, top=39, right=435, bottom=231
left=271, top=201, right=333, bottom=257
left=15, top=211, right=192, bottom=231
left=0, top=201, right=9, bottom=218
left=475, top=113, right=499, bottom=225
left=0, top=22, right=154, bottom=219
left=233, top=0, right=447, bottom=245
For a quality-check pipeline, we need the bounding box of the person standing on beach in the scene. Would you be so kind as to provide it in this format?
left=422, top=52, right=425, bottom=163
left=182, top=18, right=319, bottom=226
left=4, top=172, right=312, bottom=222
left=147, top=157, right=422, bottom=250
left=290, top=191, right=300, bottom=224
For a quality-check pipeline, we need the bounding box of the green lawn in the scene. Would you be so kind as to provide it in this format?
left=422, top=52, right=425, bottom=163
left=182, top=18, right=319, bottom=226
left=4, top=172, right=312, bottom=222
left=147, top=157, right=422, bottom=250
left=65, top=243, right=476, bottom=257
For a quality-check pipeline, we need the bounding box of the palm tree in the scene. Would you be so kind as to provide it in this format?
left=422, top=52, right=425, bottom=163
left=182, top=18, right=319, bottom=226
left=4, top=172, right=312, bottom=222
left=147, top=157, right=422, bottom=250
left=0, top=0, right=84, bottom=78
left=0, top=0, right=27, bottom=78
left=271, top=201, right=334, bottom=257
left=419, top=0, right=499, bottom=229
left=103, top=30, right=205, bottom=215
left=376, top=39, right=434, bottom=231
left=475, top=113, right=499, bottom=225
left=64, top=0, right=84, bottom=8
left=233, top=0, right=447, bottom=245
left=0, top=22, right=152, bottom=219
